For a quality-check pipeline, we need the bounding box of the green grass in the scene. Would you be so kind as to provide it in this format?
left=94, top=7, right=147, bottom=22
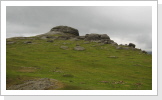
left=6, top=37, right=152, bottom=90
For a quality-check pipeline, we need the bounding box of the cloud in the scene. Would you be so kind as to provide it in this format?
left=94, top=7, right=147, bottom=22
left=6, top=6, right=152, bottom=51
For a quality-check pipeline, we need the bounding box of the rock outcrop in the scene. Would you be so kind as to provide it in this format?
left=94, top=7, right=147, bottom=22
left=84, top=33, right=116, bottom=45
left=84, top=33, right=110, bottom=41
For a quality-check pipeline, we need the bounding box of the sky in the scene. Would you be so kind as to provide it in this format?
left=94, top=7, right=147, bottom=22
left=6, top=6, right=152, bottom=51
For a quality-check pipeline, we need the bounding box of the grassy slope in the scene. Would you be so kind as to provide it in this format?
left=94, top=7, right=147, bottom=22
left=6, top=38, right=152, bottom=90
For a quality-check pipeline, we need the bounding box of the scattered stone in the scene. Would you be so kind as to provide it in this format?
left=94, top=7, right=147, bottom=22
left=60, top=46, right=69, bottom=50
left=108, top=56, right=118, bottom=58
left=112, top=81, right=124, bottom=84
left=24, top=41, right=32, bottom=44
left=128, top=43, right=136, bottom=48
left=55, top=71, right=63, bottom=73
left=74, top=46, right=85, bottom=51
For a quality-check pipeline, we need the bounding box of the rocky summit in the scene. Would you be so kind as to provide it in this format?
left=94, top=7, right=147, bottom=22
left=6, top=25, right=146, bottom=53
left=36, top=26, right=119, bottom=46
left=7, top=25, right=144, bottom=52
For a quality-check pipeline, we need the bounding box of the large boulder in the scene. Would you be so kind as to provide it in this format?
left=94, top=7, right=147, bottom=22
left=50, top=26, right=79, bottom=36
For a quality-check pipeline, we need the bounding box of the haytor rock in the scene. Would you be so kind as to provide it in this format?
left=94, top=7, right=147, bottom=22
left=47, top=26, right=79, bottom=36
left=37, top=26, right=79, bottom=39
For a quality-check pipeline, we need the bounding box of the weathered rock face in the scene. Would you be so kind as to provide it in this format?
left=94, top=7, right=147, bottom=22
left=128, top=43, right=136, bottom=48
left=50, top=26, right=79, bottom=36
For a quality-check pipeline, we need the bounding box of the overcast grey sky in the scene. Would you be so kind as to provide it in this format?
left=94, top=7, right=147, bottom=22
left=6, top=6, right=152, bottom=51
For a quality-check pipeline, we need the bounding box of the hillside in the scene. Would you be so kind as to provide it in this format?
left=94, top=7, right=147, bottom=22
left=6, top=26, right=152, bottom=90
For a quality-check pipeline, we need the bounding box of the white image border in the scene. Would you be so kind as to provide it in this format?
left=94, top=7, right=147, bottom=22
left=1, top=1, right=157, bottom=95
